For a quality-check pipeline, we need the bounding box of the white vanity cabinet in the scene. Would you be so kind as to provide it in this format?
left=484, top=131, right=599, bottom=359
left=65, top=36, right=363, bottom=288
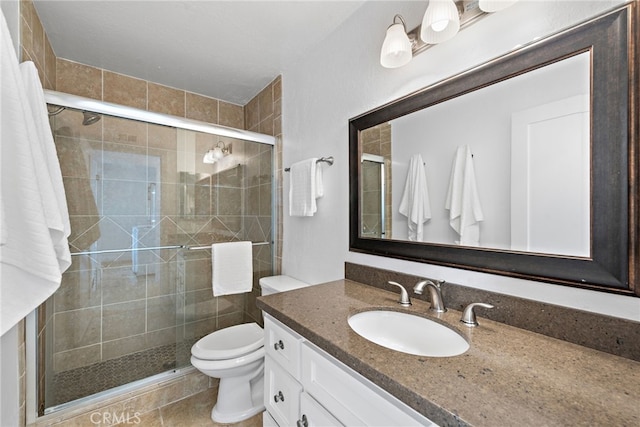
left=263, top=314, right=437, bottom=427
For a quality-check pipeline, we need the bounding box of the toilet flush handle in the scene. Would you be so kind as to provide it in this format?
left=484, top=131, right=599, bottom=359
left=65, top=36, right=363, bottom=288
left=274, top=340, right=284, bottom=350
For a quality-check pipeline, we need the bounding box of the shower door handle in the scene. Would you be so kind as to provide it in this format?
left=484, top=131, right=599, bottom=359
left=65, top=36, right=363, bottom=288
left=147, top=183, right=157, bottom=224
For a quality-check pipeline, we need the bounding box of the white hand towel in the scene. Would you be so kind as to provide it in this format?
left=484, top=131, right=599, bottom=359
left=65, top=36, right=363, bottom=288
left=212, top=241, right=253, bottom=296
left=1, top=10, right=61, bottom=336
left=399, top=154, right=431, bottom=241
left=315, top=164, right=324, bottom=199
left=289, top=158, right=318, bottom=217
left=445, top=145, right=484, bottom=246
left=20, top=61, right=71, bottom=274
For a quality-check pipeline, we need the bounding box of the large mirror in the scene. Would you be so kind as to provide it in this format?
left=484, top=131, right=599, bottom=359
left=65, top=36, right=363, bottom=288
left=349, top=5, right=638, bottom=295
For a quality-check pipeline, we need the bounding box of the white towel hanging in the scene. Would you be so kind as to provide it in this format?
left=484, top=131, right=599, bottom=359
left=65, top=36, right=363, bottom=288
left=445, top=145, right=484, bottom=246
left=1, top=10, right=63, bottom=336
left=399, top=154, right=431, bottom=241
left=211, top=241, right=253, bottom=296
left=289, top=158, right=319, bottom=217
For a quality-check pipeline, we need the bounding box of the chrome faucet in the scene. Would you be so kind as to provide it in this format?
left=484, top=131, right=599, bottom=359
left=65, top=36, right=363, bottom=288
left=413, top=279, right=446, bottom=313
left=388, top=281, right=412, bottom=307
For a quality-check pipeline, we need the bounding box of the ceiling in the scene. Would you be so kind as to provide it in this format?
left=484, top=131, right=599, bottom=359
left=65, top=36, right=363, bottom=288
left=33, top=1, right=365, bottom=105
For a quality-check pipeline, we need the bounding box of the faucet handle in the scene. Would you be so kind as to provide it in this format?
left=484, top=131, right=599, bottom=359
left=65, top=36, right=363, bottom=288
left=388, top=281, right=412, bottom=307
left=460, top=303, right=494, bottom=327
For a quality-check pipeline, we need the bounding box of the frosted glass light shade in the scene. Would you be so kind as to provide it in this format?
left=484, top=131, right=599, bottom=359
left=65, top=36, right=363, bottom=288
left=479, top=0, right=517, bottom=13
left=380, top=23, right=412, bottom=68
left=212, top=146, right=224, bottom=159
left=203, top=149, right=217, bottom=164
left=420, top=0, right=460, bottom=44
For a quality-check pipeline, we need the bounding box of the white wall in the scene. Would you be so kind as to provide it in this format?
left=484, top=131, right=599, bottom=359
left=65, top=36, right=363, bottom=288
left=1, top=0, right=20, bottom=57
left=0, top=325, right=20, bottom=427
left=281, top=0, right=640, bottom=321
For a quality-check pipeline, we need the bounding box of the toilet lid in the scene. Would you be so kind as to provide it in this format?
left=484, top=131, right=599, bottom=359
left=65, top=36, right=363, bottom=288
left=191, top=322, right=264, bottom=360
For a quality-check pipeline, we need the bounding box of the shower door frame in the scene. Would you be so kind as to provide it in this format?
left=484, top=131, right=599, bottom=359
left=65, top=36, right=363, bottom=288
left=26, top=90, right=276, bottom=423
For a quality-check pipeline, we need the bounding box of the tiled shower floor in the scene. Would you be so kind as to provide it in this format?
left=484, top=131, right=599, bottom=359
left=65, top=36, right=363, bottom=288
left=50, top=342, right=191, bottom=407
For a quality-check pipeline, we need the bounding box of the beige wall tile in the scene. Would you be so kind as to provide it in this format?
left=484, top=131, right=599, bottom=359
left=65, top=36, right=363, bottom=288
left=185, top=92, right=218, bottom=123
left=44, top=34, right=56, bottom=89
left=148, top=123, right=177, bottom=150
left=56, top=59, right=103, bottom=100
left=20, top=16, right=32, bottom=62
left=55, top=269, right=102, bottom=312
left=102, top=116, right=147, bottom=147
left=148, top=83, right=185, bottom=117
left=219, top=101, right=244, bottom=128
left=30, top=2, right=44, bottom=69
left=244, top=97, right=260, bottom=131
left=101, top=266, right=146, bottom=305
left=53, top=344, right=101, bottom=373
left=104, top=71, right=147, bottom=110
left=53, top=307, right=101, bottom=352
left=258, top=84, right=274, bottom=118
left=147, top=295, right=177, bottom=331
left=184, top=289, right=216, bottom=323
left=102, top=300, right=146, bottom=341
left=259, top=115, right=274, bottom=136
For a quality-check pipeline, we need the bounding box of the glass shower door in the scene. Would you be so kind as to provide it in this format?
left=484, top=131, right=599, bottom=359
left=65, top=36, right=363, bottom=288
left=41, top=104, right=274, bottom=413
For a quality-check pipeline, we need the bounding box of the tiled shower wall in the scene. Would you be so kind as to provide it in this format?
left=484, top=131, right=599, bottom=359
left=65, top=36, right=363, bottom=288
left=49, top=110, right=274, bottom=399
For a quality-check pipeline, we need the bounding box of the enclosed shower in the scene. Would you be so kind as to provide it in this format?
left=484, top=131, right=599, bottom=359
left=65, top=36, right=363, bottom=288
left=37, top=92, right=276, bottom=414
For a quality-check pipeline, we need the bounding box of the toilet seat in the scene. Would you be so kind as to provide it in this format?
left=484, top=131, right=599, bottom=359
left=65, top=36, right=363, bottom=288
left=191, top=322, right=264, bottom=360
left=191, top=346, right=266, bottom=371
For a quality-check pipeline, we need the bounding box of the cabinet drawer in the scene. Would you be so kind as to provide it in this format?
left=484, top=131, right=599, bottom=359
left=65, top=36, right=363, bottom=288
left=301, top=342, right=436, bottom=426
left=299, top=392, right=343, bottom=427
left=264, top=355, right=303, bottom=427
left=264, top=314, right=303, bottom=378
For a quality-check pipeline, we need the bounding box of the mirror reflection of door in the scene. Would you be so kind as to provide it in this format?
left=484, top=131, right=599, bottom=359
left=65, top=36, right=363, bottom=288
left=511, top=95, right=590, bottom=256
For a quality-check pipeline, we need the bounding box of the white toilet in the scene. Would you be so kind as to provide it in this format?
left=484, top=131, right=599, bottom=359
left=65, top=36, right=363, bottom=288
left=190, top=275, right=310, bottom=423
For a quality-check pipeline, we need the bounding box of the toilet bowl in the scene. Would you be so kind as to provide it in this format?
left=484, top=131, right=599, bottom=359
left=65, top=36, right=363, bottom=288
left=190, top=275, right=310, bottom=423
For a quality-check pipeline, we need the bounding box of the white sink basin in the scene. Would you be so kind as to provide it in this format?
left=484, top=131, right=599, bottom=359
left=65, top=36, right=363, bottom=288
left=348, top=310, right=469, bottom=357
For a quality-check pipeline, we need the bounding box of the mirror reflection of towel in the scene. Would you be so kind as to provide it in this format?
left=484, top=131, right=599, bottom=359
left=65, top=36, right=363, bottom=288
left=445, top=145, right=483, bottom=246
left=399, top=154, right=431, bottom=241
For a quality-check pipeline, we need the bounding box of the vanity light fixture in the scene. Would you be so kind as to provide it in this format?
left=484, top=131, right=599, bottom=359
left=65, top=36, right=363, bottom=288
left=380, top=0, right=518, bottom=68
left=380, top=15, right=413, bottom=69
left=203, top=141, right=231, bottom=164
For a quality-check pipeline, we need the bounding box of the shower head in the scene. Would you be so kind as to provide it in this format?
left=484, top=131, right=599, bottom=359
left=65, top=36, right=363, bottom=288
left=82, top=111, right=101, bottom=126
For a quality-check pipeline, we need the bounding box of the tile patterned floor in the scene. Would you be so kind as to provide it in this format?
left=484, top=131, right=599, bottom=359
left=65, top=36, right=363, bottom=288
left=113, top=388, right=263, bottom=427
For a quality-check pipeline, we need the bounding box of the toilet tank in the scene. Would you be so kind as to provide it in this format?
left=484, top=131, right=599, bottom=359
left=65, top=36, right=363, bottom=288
left=259, top=275, right=310, bottom=295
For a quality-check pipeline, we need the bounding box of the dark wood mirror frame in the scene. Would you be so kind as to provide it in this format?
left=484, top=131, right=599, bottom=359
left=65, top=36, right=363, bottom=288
left=349, top=4, right=639, bottom=296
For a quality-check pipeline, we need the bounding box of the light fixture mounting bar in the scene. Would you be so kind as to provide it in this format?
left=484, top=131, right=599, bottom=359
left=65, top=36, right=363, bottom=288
left=407, top=0, right=488, bottom=56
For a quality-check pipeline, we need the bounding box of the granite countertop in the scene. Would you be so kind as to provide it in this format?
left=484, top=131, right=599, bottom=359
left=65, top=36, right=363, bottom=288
left=256, top=279, right=640, bottom=427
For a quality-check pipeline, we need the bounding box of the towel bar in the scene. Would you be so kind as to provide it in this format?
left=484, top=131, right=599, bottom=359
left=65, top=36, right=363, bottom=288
left=284, top=156, right=334, bottom=172
left=70, top=241, right=271, bottom=256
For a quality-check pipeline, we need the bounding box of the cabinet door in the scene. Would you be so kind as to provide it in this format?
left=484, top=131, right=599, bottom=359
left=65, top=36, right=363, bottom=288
left=301, top=342, right=436, bottom=426
left=298, top=392, right=343, bottom=427
left=265, top=314, right=303, bottom=379
left=264, top=356, right=302, bottom=427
